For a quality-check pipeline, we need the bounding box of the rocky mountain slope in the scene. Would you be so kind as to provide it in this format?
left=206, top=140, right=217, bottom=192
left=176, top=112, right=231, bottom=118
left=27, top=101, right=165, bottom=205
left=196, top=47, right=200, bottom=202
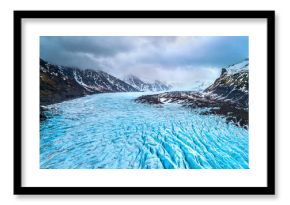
left=124, top=75, right=172, bottom=92
left=40, top=59, right=138, bottom=106
left=136, top=59, right=249, bottom=128
left=204, top=59, right=248, bottom=107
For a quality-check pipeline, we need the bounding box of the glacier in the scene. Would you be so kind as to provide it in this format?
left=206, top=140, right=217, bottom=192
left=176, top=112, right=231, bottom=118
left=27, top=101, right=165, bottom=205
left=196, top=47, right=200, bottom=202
left=40, top=92, right=249, bottom=169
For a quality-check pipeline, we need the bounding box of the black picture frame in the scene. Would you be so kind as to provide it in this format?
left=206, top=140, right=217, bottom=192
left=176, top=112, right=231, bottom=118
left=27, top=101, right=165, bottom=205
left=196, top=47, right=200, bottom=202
left=14, top=10, right=275, bottom=195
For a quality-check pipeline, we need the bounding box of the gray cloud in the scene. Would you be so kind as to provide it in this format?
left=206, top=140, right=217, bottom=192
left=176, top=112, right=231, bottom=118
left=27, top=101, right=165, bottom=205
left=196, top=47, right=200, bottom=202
left=40, top=36, right=248, bottom=86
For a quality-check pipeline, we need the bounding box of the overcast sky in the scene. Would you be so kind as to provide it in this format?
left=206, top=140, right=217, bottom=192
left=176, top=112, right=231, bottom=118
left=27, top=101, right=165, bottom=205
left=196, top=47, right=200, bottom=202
left=40, top=36, right=248, bottom=87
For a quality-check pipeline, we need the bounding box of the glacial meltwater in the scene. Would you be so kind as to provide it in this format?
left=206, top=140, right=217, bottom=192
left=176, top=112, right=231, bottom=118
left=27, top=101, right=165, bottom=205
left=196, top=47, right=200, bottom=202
left=40, top=92, right=249, bottom=169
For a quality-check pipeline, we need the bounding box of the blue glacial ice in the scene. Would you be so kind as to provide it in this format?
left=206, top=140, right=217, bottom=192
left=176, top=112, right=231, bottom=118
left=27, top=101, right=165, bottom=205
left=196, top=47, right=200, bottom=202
left=40, top=92, right=249, bottom=169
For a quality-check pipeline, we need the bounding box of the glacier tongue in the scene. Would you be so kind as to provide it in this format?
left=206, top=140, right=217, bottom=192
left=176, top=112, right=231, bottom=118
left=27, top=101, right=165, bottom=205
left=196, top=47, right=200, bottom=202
left=40, top=92, right=249, bottom=169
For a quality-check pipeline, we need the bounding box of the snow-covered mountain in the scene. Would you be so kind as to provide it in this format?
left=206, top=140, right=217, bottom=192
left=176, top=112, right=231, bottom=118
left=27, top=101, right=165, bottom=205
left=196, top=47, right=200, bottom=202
left=204, top=59, right=249, bottom=107
left=149, top=80, right=172, bottom=92
left=72, top=69, right=138, bottom=93
left=40, top=59, right=138, bottom=105
left=124, top=75, right=172, bottom=92
left=223, top=58, right=249, bottom=75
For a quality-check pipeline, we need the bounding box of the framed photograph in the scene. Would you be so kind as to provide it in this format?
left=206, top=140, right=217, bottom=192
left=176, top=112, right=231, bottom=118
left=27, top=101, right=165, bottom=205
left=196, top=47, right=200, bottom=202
left=14, top=10, right=275, bottom=195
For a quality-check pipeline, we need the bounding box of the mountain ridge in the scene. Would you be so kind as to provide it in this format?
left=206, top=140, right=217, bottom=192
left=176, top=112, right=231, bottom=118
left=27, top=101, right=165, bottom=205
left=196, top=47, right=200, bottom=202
left=204, top=59, right=249, bottom=107
left=124, top=74, right=172, bottom=92
left=40, top=59, right=138, bottom=106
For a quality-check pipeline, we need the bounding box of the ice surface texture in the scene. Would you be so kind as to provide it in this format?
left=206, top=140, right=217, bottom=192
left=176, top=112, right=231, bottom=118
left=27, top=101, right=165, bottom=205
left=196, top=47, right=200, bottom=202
left=40, top=92, right=248, bottom=169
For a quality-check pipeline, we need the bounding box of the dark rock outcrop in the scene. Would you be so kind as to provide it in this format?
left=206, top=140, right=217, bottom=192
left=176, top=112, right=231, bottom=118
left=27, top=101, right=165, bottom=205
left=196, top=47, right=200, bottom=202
left=40, top=106, right=47, bottom=121
left=221, top=68, right=227, bottom=76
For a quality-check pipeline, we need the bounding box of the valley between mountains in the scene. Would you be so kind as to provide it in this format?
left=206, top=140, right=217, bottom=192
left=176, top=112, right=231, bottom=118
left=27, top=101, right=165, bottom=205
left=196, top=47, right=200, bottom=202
left=40, top=58, right=249, bottom=169
left=40, top=58, right=249, bottom=128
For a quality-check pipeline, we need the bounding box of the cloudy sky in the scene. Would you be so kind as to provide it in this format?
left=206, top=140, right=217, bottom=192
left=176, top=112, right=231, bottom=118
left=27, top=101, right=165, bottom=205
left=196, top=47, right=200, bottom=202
left=40, top=36, right=248, bottom=87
